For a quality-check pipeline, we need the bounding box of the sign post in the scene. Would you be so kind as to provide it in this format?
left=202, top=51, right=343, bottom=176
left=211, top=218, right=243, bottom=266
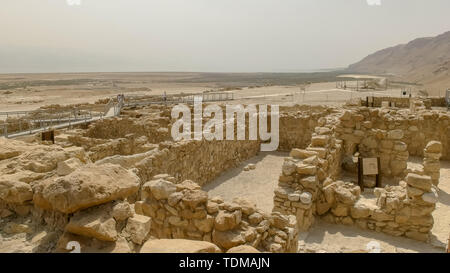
left=41, top=130, right=55, bottom=144
left=357, top=156, right=381, bottom=191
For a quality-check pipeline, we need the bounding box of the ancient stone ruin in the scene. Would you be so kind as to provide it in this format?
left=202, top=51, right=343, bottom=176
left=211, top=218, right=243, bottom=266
left=0, top=101, right=448, bottom=252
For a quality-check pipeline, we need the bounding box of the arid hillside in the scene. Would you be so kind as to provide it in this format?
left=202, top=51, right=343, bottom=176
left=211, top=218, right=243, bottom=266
left=348, top=31, right=450, bottom=96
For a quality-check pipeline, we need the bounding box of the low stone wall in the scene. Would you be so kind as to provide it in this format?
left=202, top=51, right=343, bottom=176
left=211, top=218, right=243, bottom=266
left=134, top=139, right=260, bottom=186
left=278, top=106, right=337, bottom=151
left=336, top=108, right=450, bottom=167
left=84, top=116, right=171, bottom=143
left=320, top=172, right=437, bottom=242
left=273, top=113, right=343, bottom=231
left=361, top=97, right=432, bottom=109
left=271, top=108, right=444, bottom=242
left=67, top=134, right=156, bottom=162
left=136, top=175, right=299, bottom=252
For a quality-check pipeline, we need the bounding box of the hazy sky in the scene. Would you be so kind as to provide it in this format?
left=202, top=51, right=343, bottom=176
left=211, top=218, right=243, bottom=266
left=1, top=0, right=449, bottom=73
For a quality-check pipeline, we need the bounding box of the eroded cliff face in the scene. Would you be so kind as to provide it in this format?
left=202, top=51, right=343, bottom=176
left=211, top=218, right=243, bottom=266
left=347, top=31, right=450, bottom=96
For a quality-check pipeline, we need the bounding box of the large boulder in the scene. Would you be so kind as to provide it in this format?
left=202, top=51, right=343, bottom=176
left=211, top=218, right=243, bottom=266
left=34, top=163, right=140, bottom=213
left=140, top=239, right=221, bottom=253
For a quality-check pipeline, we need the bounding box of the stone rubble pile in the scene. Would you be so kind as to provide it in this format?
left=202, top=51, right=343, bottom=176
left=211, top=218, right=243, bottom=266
left=136, top=175, right=298, bottom=252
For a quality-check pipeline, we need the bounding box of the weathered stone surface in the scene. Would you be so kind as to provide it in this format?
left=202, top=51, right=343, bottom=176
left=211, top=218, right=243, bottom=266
left=140, top=239, right=221, bottom=253
left=424, top=141, right=442, bottom=153
left=34, top=163, right=140, bottom=213
left=406, top=173, right=432, bottom=192
left=371, top=209, right=394, bottom=222
left=0, top=180, right=33, bottom=204
left=143, top=178, right=177, bottom=200
left=194, top=215, right=215, bottom=233
left=182, top=190, right=208, bottom=209
left=227, top=245, right=260, bottom=253
left=288, top=193, right=300, bottom=202
left=232, top=197, right=256, bottom=215
left=311, top=135, right=329, bottom=147
left=421, top=189, right=438, bottom=204
left=387, top=130, right=404, bottom=140
left=168, top=192, right=184, bottom=206
left=406, top=185, right=424, bottom=197
left=112, top=202, right=133, bottom=221
left=393, top=141, right=407, bottom=152
left=332, top=204, right=348, bottom=217
left=282, top=160, right=297, bottom=176
left=57, top=158, right=83, bottom=176
left=0, top=139, right=23, bottom=160
left=350, top=202, right=372, bottom=219
left=334, top=186, right=357, bottom=205
left=65, top=206, right=118, bottom=242
left=299, top=192, right=312, bottom=204
left=290, top=149, right=317, bottom=159
left=212, top=230, right=246, bottom=249
left=214, top=210, right=241, bottom=231
left=4, top=222, right=33, bottom=234
left=248, top=212, right=263, bottom=225
left=124, top=214, right=152, bottom=245
left=296, top=164, right=316, bottom=175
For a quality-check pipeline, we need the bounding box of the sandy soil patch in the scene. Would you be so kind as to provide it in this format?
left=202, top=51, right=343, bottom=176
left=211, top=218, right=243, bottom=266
left=203, top=151, right=287, bottom=213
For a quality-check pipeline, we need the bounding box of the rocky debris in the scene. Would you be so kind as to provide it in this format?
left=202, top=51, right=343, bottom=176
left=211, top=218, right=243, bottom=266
left=0, top=180, right=33, bottom=204
left=123, top=214, right=152, bottom=245
left=56, top=231, right=132, bottom=253
left=214, top=210, right=241, bottom=231
left=212, top=229, right=246, bottom=249
left=142, top=178, right=177, bottom=200
left=111, top=201, right=134, bottom=221
left=4, top=222, right=33, bottom=234
left=34, top=163, right=140, bottom=213
left=140, top=239, right=221, bottom=253
left=65, top=204, right=118, bottom=242
left=56, top=158, right=83, bottom=176
left=137, top=175, right=298, bottom=252
left=0, top=138, right=39, bottom=160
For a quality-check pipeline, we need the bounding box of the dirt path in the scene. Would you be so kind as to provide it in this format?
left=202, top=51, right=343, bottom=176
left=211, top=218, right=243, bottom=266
left=430, top=160, right=450, bottom=248
left=203, top=151, right=287, bottom=213
left=298, top=219, right=443, bottom=253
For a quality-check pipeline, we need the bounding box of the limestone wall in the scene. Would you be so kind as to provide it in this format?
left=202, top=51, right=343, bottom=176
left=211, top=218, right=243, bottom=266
left=361, top=97, right=432, bottom=109
left=136, top=175, right=299, bottom=252
left=336, top=108, right=450, bottom=174
left=272, top=113, right=343, bottom=231
left=270, top=107, right=445, bottom=242
left=278, top=106, right=337, bottom=151
left=134, top=139, right=260, bottom=186
left=320, top=173, right=437, bottom=242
